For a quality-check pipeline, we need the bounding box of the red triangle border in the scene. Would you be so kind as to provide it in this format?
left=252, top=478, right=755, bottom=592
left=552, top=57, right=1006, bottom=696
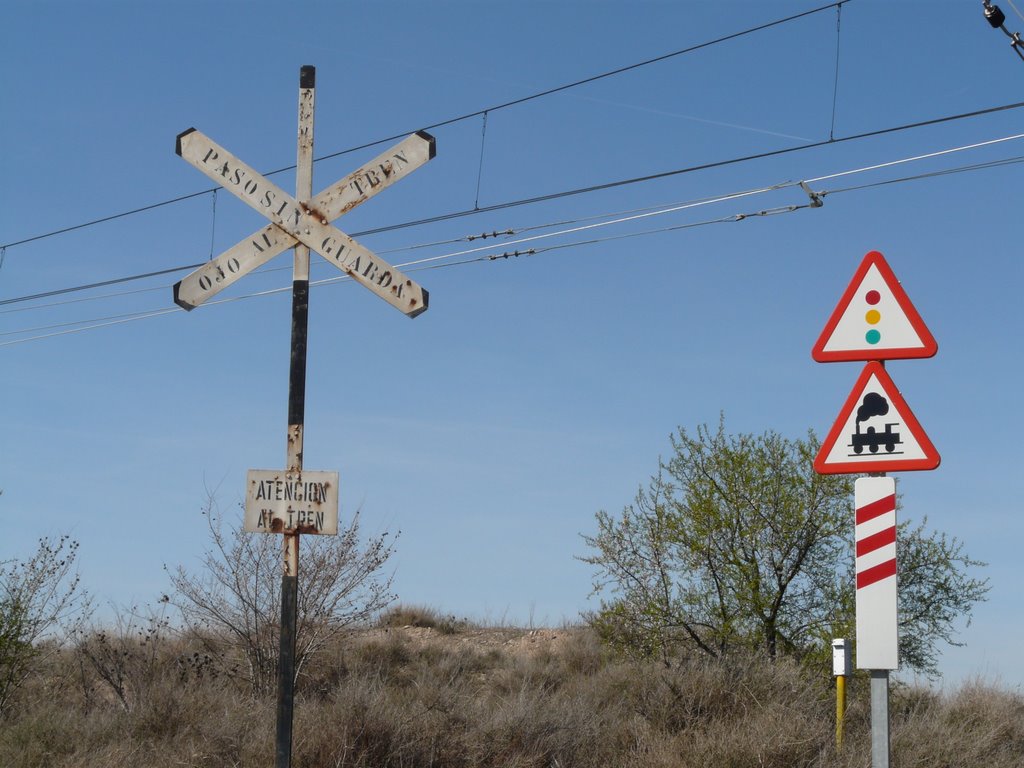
left=814, top=362, right=940, bottom=474
left=812, top=251, right=937, bottom=363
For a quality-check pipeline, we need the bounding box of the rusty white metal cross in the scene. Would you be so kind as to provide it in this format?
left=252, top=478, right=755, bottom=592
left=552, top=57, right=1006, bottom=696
left=173, top=128, right=434, bottom=315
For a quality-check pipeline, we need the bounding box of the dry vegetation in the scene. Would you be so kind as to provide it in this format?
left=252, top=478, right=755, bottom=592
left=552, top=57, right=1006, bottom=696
left=1, top=607, right=1021, bottom=768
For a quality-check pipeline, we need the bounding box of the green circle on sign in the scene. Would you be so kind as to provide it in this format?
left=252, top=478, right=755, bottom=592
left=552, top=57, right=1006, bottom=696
left=866, top=329, right=881, bottom=345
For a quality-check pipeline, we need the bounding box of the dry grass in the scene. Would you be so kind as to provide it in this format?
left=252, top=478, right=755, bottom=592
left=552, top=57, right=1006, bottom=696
left=375, top=604, right=472, bottom=635
left=1, top=624, right=1021, bottom=767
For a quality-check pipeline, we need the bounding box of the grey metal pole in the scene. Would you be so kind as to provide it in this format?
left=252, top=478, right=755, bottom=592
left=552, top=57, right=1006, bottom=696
left=869, top=463, right=892, bottom=768
left=275, top=64, right=315, bottom=768
left=870, top=669, right=891, bottom=767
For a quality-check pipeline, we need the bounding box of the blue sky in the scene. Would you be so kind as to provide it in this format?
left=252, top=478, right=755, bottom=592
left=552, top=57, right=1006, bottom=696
left=2, top=0, right=1022, bottom=688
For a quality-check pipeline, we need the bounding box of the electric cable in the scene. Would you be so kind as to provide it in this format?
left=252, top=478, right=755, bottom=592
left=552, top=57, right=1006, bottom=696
left=1, top=188, right=213, bottom=251
left=804, top=132, right=1024, bottom=183
left=1, top=0, right=851, bottom=253
left=308, top=1, right=854, bottom=165
left=820, top=155, right=1024, bottom=195
left=378, top=184, right=792, bottom=271
left=0, top=197, right=758, bottom=314
left=830, top=3, right=843, bottom=141
left=2, top=146, right=1020, bottom=348
left=5, top=96, right=1021, bottom=314
left=0, top=264, right=204, bottom=307
left=475, top=111, right=489, bottom=209
left=8, top=94, right=1018, bottom=260
left=9, top=120, right=1024, bottom=313
left=208, top=189, right=218, bottom=260
left=2, top=131, right=1022, bottom=313
left=0, top=205, right=810, bottom=348
left=0, top=282, right=174, bottom=315
left=0, top=185, right=784, bottom=311
left=350, top=100, right=1024, bottom=239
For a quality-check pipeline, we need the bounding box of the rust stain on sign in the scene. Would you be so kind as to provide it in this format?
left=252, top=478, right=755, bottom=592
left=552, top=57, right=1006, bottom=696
left=244, top=469, right=339, bottom=536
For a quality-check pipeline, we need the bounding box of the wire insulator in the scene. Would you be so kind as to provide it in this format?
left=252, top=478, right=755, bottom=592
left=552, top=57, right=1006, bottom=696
left=985, top=4, right=1007, bottom=28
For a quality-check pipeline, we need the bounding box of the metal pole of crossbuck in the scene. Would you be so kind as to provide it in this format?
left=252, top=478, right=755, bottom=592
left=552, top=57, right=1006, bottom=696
left=275, top=64, right=315, bottom=768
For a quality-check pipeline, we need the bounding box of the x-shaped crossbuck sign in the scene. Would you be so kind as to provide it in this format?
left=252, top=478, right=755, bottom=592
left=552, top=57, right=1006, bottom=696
left=173, top=129, right=435, bottom=317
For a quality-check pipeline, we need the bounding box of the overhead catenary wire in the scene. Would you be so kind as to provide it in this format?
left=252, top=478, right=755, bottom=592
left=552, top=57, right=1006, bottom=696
left=391, top=132, right=1024, bottom=272
left=0, top=281, right=178, bottom=315
left=0, top=264, right=199, bottom=308
left=428, top=149, right=1024, bottom=267
left=308, top=0, right=856, bottom=167
left=0, top=204, right=813, bottom=347
left=20, top=93, right=1011, bottom=262
left=475, top=111, right=489, bottom=210
left=7, top=92, right=1020, bottom=263
left=804, top=131, right=1024, bottom=183
left=4, top=97, right=1023, bottom=313
left=0, top=307, right=183, bottom=347
left=350, top=100, right=1024, bottom=239
left=3, top=140, right=1022, bottom=347
left=819, top=155, right=1024, bottom=195
left=431, top=206, right=811, bottom=271
left=6, top=152, right=990, bottom=348
left=2, top=132, right=1022, bottom=315
left=385, top=183, right=794, bottom=271
left=0, top=227, right=523, bottom=309
left=0, top=184, right=788, bottom=312
left=830, top=3, right=844, bottom=141
left=1, top=187, right=214, bottom=251
left=0, top=0, right=853, bottom=253
left=316, top=152, right=1024, bottom=271
left=0, top=194, right=773, bottom=314
left=208, top=189, right=218, bottom=260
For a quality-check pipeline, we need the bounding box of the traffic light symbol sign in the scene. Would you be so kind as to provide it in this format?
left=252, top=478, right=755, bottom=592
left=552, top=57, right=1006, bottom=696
left=812, top=251, right=937, bottom=362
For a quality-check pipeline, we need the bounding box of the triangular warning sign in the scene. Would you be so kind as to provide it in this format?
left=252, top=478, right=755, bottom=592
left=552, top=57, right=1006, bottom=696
left=812, top=251, right=937, bottom=362
left=814, top=361, right=940, bottom=474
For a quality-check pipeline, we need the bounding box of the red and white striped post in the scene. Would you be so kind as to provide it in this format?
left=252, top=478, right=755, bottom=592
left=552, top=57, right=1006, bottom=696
left=855, top=476, right=898, bottom=669
left=855, top=475, right=898, bottom=767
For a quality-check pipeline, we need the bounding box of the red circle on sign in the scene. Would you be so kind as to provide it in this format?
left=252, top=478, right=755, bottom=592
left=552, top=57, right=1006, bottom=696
left=865, top=290, right=881, bottom=305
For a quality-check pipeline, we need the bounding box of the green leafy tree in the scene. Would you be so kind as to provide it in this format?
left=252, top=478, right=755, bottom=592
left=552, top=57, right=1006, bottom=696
left=580, top=420, right=988, bottom=676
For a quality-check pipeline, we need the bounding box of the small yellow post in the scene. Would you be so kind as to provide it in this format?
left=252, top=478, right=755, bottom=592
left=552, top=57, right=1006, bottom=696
left=836, top=673, right=847, bottom=750
left=832, top=638, right=851, bottom=751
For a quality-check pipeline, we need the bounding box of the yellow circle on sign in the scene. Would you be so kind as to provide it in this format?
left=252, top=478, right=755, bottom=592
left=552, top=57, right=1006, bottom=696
left=865, top=309, right=881, bottom=325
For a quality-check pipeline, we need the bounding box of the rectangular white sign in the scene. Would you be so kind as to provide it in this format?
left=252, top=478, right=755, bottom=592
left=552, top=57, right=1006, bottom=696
left=854, top=476, right=899, bottom=670
left=244, top=469, right=339, bottom=535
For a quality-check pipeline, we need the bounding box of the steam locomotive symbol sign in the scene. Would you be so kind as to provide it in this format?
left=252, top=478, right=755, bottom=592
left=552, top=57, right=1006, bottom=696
left=814, top=362, right=939, bottom=474
left=849, top=393, right=901, bottom=456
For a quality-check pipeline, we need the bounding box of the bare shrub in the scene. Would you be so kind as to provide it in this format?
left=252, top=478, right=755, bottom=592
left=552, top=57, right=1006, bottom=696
left=167, top=494, right=397, bottom=696
left=73, top=602, right=172, bottom=713
left=0, top=535, right=89, bottom=716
